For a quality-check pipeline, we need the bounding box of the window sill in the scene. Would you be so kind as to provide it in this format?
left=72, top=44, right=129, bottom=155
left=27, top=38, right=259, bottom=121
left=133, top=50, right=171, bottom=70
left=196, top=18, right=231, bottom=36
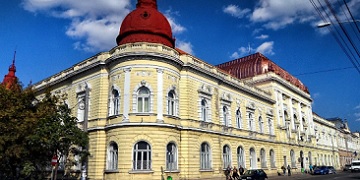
left=164, top=114, right=180, bottom=119
left=104, top=169, right=119, bottom=173
left=129, top=170, right=154, bottom=174
left=199, top=169, right=214, bottom=172
left=108, top=115, right=121, bottom=119
left=130, top=113, right=156, bottom=116
left=164, top=170, right=180, bottom=173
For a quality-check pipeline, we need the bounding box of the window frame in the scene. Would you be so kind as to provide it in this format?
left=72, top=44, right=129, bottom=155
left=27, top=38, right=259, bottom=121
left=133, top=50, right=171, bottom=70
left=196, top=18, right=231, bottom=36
left=167, top=90, right=176, bottom=116
left=236, top=108, right=242, bottom=129
left=133, top=141, right=152, bottom=171
left=222, top=145, right=231, bottom=168
left=137, top=87, right=151, bottom=113
left=166, top=142, right=178, bottom=170
left=200, top=142, right=211, bottom=170
left=107, top=142, right=118, bottom=170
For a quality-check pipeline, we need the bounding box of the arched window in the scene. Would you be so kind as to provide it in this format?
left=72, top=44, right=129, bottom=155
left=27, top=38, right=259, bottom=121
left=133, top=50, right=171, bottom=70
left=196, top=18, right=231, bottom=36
left=290, top=150, right=296, bottom=167
left=137, top=87, right=150, bottom=112
left=236, top=109, right=242, bottom=128
left=200, top=142, right=211, bottom=169
left=259, top=116, right=263, bottom=133
left=270, top=149, right=276, bottom=168
left=107, top=142, right=118, bottom=170
left=201, top=99, right=207, bottom=122
left=308, top=151, right=312, bottom=165
left=223, top=106, right=229, bottom=126
left=167, top=90, right=176, bottom=115
left=237, top=146, right=245, bottom=167
left=133, top=141, right=151, bottom=170
left=260, top=148, right=266, bottom=168
left=110, top=89, right=120, bottom=116
left=166, top=143, right=177, bottom=170
left=249, top=148, right=256, bottom=169
left=223, top=145, right=231, bottom=168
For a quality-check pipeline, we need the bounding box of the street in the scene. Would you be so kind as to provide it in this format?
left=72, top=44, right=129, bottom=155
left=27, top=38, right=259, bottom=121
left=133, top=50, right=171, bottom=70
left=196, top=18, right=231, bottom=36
left=269, top=171, right=360, bottom=180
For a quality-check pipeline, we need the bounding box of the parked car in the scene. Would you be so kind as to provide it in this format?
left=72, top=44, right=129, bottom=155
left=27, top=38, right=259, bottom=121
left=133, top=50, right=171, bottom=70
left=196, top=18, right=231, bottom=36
left=313, top=166, right=330, bottom=175
left=351, top=160, right=360, bottom=172
left=343, top=164, right=351, bottom=171
left=240, top=169, right=268, bottom=180
left=327, top=166, right=336, bottom=174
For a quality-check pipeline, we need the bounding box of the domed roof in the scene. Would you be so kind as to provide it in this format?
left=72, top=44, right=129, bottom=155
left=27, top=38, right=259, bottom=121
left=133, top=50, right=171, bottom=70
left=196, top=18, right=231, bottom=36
left=116, top=0, right=175, bottom=48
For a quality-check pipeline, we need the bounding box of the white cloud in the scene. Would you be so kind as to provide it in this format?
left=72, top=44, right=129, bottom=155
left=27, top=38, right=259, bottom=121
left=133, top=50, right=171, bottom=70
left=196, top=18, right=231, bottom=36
left=255, top=34, right=269, bottom=40
left=164, top=9, right=186, bottom=34
left=312, top=92, right=321, bottom=99
left=230, top=52, right=240, bottom=59
left=230, top=43, right=275, bottom=59
left=22, top=0, right=131, bottom=52
left=355, top=104, right=360, bottom=121
left=176, top=40, right=194, bottom=55
left=250, top=0, right=314, bottom=30
left=223, top=5, right=251, bottom=18
left=355, top=104, right=360, bottom=109
left=256, top=41, right=274, bottom=55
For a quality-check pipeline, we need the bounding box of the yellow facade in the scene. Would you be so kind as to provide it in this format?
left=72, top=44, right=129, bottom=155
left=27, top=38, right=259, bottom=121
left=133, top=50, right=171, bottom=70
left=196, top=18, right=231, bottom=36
left=32, top=42, right=360, bottom=180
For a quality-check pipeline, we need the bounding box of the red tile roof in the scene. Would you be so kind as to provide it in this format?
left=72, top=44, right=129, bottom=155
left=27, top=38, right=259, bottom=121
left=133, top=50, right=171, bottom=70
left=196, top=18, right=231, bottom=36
left=216, top=52, right=309, bottom=94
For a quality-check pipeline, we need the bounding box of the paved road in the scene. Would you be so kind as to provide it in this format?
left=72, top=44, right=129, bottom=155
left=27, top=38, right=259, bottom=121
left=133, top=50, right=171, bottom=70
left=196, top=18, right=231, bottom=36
left=200, top=171, right=360, bottom=180
left=269, top=171, right=360, bottom=180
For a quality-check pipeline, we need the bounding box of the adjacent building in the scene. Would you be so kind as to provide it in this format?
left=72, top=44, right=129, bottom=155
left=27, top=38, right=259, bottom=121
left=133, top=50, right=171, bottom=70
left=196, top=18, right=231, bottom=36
left=2, top=0, right=359, bottom=179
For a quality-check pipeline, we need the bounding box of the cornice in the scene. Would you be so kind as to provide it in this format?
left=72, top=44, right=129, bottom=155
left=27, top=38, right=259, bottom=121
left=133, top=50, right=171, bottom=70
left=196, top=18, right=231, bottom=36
left=182, top=64, right=275, bottom=105
left=250, top=74, right=312, bottom=102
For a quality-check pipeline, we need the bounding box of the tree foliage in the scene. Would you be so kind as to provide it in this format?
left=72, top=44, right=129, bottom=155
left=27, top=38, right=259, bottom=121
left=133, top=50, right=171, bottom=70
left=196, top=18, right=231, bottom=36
left=0, top=83, right=89, bottom=180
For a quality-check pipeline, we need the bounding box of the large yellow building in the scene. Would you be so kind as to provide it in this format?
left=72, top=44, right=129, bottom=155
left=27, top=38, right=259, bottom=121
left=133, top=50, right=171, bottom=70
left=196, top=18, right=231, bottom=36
left=28, top=0, right=359, bottom=179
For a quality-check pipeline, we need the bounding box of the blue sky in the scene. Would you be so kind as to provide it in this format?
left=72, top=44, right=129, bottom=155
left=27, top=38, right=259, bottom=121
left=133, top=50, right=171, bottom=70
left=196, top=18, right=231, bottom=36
left=1, top=0, right=359, bottom=131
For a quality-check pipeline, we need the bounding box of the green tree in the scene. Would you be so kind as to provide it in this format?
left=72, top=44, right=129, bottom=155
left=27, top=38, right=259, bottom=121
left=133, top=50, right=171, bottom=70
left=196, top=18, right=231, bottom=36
left=0, top=82, right=89, bottom=180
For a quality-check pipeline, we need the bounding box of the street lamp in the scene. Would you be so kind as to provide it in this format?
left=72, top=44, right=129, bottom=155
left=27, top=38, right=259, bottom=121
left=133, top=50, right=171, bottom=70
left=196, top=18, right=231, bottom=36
left=317, top=20, right=360, bottom=28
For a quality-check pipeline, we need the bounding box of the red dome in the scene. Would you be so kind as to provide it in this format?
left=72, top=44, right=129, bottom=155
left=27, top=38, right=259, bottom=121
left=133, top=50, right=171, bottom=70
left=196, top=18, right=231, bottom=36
left=116, top=0, right=175, bottom=48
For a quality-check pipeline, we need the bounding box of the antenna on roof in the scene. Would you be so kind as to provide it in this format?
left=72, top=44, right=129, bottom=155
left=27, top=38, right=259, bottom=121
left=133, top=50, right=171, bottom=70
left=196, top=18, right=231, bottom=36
left=12, top=50, right=16, bottom=65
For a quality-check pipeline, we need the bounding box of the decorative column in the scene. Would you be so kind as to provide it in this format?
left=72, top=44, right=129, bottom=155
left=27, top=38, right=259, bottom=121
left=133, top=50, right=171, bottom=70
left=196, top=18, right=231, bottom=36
left=123, top=67, right=131, bottom=122
left=288, top=98, right=294, bottom=129
left=156, top=68, right=164, bottom=123
left=298, top=102, right=303, bottom=131
left=275, top=91, right=282, bottom=126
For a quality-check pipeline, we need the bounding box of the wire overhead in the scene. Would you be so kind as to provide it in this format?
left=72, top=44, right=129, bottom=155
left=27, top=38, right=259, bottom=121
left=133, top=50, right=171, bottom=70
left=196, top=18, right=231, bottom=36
left=310, top=0, right=360, bottom=75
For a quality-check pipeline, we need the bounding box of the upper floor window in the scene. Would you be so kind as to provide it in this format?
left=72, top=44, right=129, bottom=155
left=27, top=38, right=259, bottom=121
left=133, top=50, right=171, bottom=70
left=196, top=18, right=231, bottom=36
left=223, top=106, right=229, bottom=126
left=248, top=112, right=254, bottom=131
left=167, top=90, right=176, bottom=116
left=166, top=143, right=177, bottom=170
left=133, top=141, right=151, bottom=170
left=107, top=142, right=118, bottom=170
left=201, top=99, right=208, bottom=122
left=77, top=93, right=86, bottom=122
left=268, top=118, right=274, bottom=135
left=137, top=87, right=150, bottom=113
left=200, top=142, right=211, bottom=170
left=236, top=109, right=242, bottom=129
left=259, top=116, right=263, bottom=133
left=109, top=89, right=120, bottom=116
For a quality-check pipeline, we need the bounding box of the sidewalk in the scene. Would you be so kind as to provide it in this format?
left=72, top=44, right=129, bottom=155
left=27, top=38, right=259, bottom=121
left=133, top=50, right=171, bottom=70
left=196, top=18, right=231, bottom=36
left=198, top=172, right=311, bottom=180
left=268, top=172, right=311, bottom=179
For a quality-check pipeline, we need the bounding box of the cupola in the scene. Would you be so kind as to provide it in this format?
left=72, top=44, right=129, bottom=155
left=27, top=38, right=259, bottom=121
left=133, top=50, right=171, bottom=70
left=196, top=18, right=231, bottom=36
left=2, top=52, right=18, bottom=89
left=116, top=0, right=175, bottom=48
